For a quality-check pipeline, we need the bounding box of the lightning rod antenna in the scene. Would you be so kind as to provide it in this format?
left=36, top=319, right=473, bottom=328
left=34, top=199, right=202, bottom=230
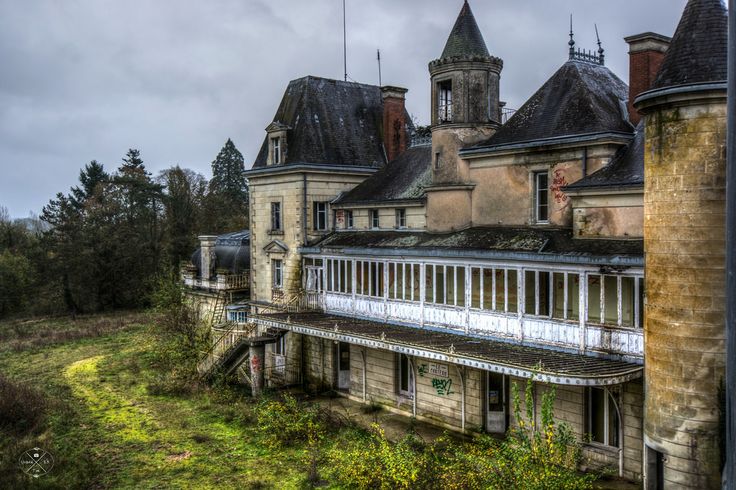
left=377, top=49, right=382, bottom=86
left=343, top=0, right=347, bottom=81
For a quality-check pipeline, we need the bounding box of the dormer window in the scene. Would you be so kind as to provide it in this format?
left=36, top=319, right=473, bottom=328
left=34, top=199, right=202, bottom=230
left=438, top=80, right=453, bottom=123
left=271, top=137, right=281, bottom=165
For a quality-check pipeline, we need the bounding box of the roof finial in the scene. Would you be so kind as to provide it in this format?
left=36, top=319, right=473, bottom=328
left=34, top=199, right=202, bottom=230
left=595, top=24, right=605, bottom=65
left=568, top=14, right=575, bottom=59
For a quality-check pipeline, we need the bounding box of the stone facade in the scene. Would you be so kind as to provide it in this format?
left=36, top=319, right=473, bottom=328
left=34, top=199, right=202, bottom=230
left=639, top=94, right=727, bottom=488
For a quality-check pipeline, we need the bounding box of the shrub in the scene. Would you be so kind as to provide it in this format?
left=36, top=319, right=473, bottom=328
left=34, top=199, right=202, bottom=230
left=254, top=394, right=327, bottom=449
left=0, top=375, right=47, bottom=435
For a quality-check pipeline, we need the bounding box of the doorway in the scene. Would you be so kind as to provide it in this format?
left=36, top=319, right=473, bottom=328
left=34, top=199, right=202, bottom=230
left=486, top=372, right=508, bottom=434
left=337, top=342, right=350, bottom=391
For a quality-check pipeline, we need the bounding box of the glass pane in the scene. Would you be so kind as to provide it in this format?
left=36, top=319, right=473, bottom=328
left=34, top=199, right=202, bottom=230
left=457, top=267, right=465, bottom=307
left=568, top=274, right=580, bottom=321
left=483, top=268, right=494, bottom=310
left=436, top=267, right=445, bottom=304
left=507, top=270, right=518, bottom=313
left=587, top=275, right=601, bottom=322
left=525, top=271, right=536, bottom=315
left=495, top=269, right=505, bottom=312
left=621, top=277, right=635, bottom=327
left=426, top=265, right=434, bottom=303
left=553, top=273, right=565, bottom=319
left=608, top=395, right=619, bottom=447
left=470, top=268, right=481, bottom=309
left=604, top=276, right=618, bottom=324
left=446, top=266, right=455, bottom=306
left=539, top=271, right=550, bottom=316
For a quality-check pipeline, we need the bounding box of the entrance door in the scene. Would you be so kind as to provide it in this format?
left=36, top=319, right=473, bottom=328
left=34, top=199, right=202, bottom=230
left=337, top=342, right=350, bottom=390
left=486, top=372, right=507, bottom=434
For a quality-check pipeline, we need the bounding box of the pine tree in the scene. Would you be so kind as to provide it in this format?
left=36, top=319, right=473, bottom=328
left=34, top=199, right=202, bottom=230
left=70, top=160, right=108, bottom=210
left=203, top=139, right=249, bottom=233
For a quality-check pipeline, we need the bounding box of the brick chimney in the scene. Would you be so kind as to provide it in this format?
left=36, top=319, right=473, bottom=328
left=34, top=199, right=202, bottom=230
left=381, top=86, right=409, bottom=162
left=624, top=32, right=671, bottom=125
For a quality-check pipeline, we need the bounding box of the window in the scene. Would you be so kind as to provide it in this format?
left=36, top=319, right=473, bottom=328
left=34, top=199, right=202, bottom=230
left=435, top=152, right=441, bottom=170
left=586, top=387, right=619, bottom=447
left=370, top=209, right=379, bottom=229
left=426, top=264, right=465, bottom=307
left=274, top=334, right=286, bottom=355
left=272, top=259, right=283, bottom=289
left=355, top=260, right=383, bottom=298
left=398, top=354, right=413, bottom=398
left=586, top=274, right=643, bottom=327
left=313, top=202, right=328, bottom=231
left=346, top=210, right=354, bottom=229
left=535, top=172, right=549, bottom=223
left=271, top=137, right=281, bottom=165
left=326, top=259, right=352, bottom=294
left=524, top=270, right=551, bottom=317
left=388, top=262, right=420, bottom=302
left=438, top=80, right=452, bottom=122
left=270, top=202, right=281, bottom=231
left=395, top=209, right=406, bottom=229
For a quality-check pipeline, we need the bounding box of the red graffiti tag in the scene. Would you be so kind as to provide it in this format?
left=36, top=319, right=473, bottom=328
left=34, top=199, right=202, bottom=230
left=551, top=169, right=569, bottom=204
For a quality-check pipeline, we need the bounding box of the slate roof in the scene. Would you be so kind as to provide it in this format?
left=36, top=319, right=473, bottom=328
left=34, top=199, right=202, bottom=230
left=191, top=230, right=250, bottom=274
left=252, top=311, right=643, bottom=382
left=439, top=1, right=491, bottom=59
left=564, top=122, right=644, bottom=192
left=473, top=60, right=633, bottom=150
left=334, top=146, right=432, bottom=205
left=310, top=227, right=643, bottom=263
left=651, top=0, right=728, bottom=90
left=252, top=76, right=409, bottom=169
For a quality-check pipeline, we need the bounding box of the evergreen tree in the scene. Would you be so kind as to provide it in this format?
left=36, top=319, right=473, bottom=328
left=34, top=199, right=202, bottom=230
left=70, top=160, right=108, bottom=210
left=204, top=139, right=249, bottom=233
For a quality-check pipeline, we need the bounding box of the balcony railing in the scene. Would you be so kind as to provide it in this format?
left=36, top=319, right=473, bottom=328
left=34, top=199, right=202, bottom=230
left=182, top=270, right=250, bottom=291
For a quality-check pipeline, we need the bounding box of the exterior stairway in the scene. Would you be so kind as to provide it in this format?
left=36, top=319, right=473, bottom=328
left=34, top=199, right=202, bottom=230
left=197, top=322, right=288, bottom=380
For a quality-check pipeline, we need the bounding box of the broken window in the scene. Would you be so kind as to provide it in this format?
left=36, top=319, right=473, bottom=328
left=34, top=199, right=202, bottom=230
left=438, top=80, right=452, bottom=122
left=270, top=202, right=281, bottom=231
left=398, top=353, right=413, bottom=398
left=586, top=387, right=619, bottom=447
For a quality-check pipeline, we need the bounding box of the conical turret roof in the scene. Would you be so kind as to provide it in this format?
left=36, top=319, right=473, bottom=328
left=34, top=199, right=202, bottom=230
left=440, top=1, right=490, bottom=59
left=652, top=0, right=727, bottom=89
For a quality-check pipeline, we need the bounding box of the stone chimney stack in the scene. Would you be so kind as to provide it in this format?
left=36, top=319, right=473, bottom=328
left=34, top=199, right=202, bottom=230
left=624, top=32, right=670, bottom=125
left=198, top=235, right=217, bottom=279
left=381, top=86, right=409, bottom=162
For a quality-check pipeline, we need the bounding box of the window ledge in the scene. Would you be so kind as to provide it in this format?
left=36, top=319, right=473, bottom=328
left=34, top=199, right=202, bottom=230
left=268, top=230, right=284, bottom=236
left=583, top=442, right=620, bottom=455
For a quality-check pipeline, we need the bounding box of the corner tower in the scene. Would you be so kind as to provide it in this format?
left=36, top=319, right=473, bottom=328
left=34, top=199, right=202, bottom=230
left=634, top=0, right=728, bottom=487
left=426, top=0, right=503, bottom=231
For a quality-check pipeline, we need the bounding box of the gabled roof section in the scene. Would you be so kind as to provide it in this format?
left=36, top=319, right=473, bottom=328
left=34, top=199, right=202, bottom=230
left=472, top=60, right=633, bottom=150
left=440, top=1, right=491, bottom=59
left=565, top=122, right=644, bottom=192
left=334, top=146, right=432, bottom=205
left=652, top=0, right=728, bottom=90
left=252, top=76, right=392, bottom=169
left=264, top=240, right=289, bottom=254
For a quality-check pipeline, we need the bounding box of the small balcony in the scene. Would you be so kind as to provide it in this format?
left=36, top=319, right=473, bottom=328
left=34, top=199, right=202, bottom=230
left=182, top=265, right=250, bottom=292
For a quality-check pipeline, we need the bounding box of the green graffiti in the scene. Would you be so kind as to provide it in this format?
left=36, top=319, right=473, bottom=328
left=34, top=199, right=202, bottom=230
left=417, top=364, right=427, bottom=377
left=432, top=378, right=453, bottom=396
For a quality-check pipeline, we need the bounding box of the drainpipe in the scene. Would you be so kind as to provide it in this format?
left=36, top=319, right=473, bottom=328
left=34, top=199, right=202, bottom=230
left=302, top=174, right=308, bottom=246
left=455, top=365, right=466, bottom=432
left=607, top=388, right=624, bottom=479
left=408, top=357, right=417, bottom=417
left=361, top=347, right=367, bottom=402
left=725, top=1, right=735, bottom=486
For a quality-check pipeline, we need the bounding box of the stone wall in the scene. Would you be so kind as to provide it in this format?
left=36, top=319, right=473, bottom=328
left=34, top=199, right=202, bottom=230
left=571, top=193, right=644, bottom=238
left=642, top=98, right=727, bottom=488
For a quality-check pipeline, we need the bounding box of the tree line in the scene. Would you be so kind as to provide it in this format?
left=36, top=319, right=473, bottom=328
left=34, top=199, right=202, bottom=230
left=0, top=139, right=249, bottom=318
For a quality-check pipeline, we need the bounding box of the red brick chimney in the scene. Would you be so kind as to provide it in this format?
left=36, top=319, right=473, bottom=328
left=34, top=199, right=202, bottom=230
left=381, top=86, right=409, bottom=162
left=624, top=32, right=671, bottom=125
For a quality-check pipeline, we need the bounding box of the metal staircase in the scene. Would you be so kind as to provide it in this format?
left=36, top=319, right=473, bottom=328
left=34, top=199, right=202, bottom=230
left=197, top=322, right=288, bottom=380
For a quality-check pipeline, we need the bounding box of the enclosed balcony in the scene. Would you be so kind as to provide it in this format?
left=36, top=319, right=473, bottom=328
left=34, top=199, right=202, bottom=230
left=182, top=231, right=250, bottom=292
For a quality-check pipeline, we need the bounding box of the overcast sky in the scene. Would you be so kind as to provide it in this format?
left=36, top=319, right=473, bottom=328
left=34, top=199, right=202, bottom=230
left=0, top=0, right=688, bottom=218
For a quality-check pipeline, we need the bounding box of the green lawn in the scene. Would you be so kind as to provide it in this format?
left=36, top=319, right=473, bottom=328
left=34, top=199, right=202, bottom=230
left=0, top=314, right=309, bottom=489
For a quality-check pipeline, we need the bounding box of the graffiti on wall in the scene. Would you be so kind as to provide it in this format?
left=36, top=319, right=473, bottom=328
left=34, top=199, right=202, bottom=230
left=418, top=362, right=454, bottom=396
left=431, top=378, right=454, bottom=396
left=551, top=169, right=569, bottom=204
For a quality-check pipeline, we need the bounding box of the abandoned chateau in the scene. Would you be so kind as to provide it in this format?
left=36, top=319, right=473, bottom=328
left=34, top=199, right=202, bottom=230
left=183, top=1, right=730, bottom=487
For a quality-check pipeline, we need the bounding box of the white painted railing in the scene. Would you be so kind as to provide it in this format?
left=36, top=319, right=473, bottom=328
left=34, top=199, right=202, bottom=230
left=320, top=291, right=643, bottom=358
